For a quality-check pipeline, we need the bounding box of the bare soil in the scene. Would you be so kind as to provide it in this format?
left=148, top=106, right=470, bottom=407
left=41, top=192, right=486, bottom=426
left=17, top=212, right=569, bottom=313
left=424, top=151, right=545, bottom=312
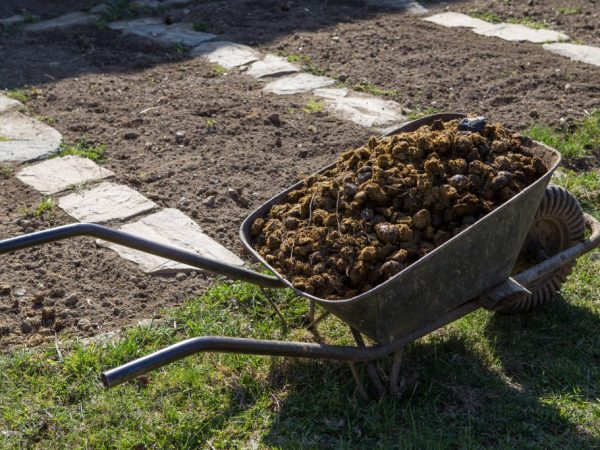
left=0, top=0, right=598, bottom=349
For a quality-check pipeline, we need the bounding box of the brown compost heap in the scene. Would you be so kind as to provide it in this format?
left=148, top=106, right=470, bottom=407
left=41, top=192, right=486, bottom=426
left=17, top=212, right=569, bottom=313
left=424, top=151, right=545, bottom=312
left=251, top=118, right=548, bottom=299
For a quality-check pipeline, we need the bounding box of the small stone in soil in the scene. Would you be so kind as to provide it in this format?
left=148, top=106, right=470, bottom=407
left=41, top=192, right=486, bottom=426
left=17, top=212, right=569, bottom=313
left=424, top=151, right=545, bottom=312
left=124, top=132, right=139, bottom=140
left=64, top=293, right=79, bottom=306
left=203, top=195, right=216, bottom=207
left=0, top=284, right=10, bottom=295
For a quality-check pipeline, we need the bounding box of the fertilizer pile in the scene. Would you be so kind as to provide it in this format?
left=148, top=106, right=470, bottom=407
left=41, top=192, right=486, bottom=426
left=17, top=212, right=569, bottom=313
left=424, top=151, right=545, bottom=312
left=252, top=118, right=548, bottom=299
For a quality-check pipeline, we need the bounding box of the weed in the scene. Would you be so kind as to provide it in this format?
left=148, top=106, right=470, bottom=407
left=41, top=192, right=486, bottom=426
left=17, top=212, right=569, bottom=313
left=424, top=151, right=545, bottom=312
left=101, top=0, right=139, bottom=22
left=213, top=65, right=227, bottom=75
left=31, top=197, right=55, bottom=219
left=172, top=42, right=188, bottom=54
left=23, top=14, right=39, bottom=24
left=5, top=89, right=30, bottom=103
left=557, top=7, right=580, bottom=15
left=303, top=98, right=324, bottom=114
left=406, top=106, right=442, bottom=120
left=0, top=165, right=14, bottom=179
left=470, top=11, right=501, bottom=23
left=206, top=118, right=217, bottom=132
left=287, top=107, right=296, bottom=114
left=353, top=82, right=397, bottom=97
left=526, top=111, right=600, bottom=159
left=286, top=54, right=301, bottom=63
left=35, top=115, right=55, bottom=125
left=0, top=135, right=10, bottom=142
left=57, top=139, right=107, bottom=162
left=507, top=17, right=547, bottom=29
left=193, top=22, right=209, bottom=32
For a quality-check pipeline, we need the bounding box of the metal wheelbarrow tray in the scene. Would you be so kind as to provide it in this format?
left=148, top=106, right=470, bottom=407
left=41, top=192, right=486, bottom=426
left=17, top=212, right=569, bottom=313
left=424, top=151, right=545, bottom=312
left=2, top=113, right=599, bottom=396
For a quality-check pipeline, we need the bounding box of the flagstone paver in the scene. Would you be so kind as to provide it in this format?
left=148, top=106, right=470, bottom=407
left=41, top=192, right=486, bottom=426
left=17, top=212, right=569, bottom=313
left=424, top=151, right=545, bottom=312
left=109, top=18, right=215, bottom=46
left=0, top=15, right=24, bottom=26
left=263, top=73, right=335, bottom=95
left=472, top=23, right=569, bottom=43
left=543, top=43, right=600, bottom=67
left=0, top=111, right=62, bottom=163
left=16, top=155, right=114, bottom=195
left=313, top=88, right=405, bottom=129
left=424, top=12, right=569, bottom=44
left=98, top=208, right=243, bottom=273
left=58, top=182, right=157, bottom=223
left=245, top=54, right=300, bottom=78
left=26, top=12, right=99, bottom=32
left=423, top=12, right=490, bottom=29
left=191, top=41, right=262, bottom=69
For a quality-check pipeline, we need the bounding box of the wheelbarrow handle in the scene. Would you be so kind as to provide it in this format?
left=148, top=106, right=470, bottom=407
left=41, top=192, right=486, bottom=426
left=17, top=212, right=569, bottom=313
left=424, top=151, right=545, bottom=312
left=0, top=223, right=286, bottom=289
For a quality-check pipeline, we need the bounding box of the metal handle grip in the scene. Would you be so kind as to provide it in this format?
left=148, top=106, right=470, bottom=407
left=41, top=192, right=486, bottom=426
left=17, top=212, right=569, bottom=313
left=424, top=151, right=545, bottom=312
left=0, top=223, right=285, bottom=288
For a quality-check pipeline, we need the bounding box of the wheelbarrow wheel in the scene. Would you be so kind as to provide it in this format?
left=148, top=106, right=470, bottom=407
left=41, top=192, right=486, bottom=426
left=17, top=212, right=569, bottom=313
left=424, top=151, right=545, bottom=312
left=498, top=185, right=585, bottom=313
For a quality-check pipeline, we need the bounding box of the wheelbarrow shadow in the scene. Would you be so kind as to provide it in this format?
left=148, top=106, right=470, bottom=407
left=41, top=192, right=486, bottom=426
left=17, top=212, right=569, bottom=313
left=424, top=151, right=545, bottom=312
left=259, top=298, right=600, bottom=447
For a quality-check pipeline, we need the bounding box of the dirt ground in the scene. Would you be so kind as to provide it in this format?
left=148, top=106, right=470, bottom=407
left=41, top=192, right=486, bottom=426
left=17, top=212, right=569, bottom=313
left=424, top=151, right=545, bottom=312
left=0, top=0, right=598, bottom=349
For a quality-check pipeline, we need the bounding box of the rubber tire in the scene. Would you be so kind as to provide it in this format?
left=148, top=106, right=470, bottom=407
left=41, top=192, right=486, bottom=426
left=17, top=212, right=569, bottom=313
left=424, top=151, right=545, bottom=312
left=497, top=185, right=585, bottom=313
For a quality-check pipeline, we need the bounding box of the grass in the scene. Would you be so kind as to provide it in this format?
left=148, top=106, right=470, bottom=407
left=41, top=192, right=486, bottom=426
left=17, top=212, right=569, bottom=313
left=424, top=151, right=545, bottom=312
left=212, top=64, right=227, bottom=75
left=557, top=6, right=581, bottom=15
left=28, top=197, right=55, bottom=219
left=0, top=165, right=14, bottom=179
left=172, top=42, right=189, bottom=54
left=406, top=106, right=442, bottom=120
left=193, top=22, right=209, bottom=32
left=470, top=11, right=547, bottom=29
left=4, top=89, right=30, bottom=103
left=101, top=0, right=139, bottom=22
left=1, top=251, right=599, bottom=448
left=526, top=111, right=600, bottom=159
left=57, top=139, right=107, bottom=162
left=554, top=169, right=600, bottom=217
left=353, top=82, right=397, bottom=97
left=0, top=135, right=10, bottom=142
left=303, top=98, right=324, bottom=114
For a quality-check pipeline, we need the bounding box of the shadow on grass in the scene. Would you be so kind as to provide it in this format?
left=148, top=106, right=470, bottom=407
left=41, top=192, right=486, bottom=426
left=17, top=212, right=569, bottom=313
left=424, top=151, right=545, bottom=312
left=258, top=299, right=599, bottom=448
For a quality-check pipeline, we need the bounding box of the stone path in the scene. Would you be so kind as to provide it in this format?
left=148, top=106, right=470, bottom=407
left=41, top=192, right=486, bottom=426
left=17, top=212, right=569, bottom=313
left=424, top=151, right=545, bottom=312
left=423, top=12, right=600, bottom=67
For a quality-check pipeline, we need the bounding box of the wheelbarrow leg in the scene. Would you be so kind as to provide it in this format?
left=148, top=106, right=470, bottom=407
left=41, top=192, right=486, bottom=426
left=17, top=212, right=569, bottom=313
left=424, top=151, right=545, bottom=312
left=350, top=327, right=386, bottom=397
left=389, top=349, right=405, bottom=396
left=347, top=362, right=370, bottom=401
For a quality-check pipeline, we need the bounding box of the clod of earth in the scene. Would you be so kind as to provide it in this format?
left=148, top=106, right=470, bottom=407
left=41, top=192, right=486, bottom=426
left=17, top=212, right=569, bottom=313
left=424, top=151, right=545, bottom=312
left=252, top=119, right=548, bottom=299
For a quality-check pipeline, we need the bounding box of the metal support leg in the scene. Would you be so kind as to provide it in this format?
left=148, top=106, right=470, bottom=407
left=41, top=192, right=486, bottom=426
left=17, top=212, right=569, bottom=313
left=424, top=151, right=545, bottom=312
left=389, top=349, right=404, bottom=395
left=347, top=362, right=369, bottom=401
left=350, top=327, right=386, bottom=397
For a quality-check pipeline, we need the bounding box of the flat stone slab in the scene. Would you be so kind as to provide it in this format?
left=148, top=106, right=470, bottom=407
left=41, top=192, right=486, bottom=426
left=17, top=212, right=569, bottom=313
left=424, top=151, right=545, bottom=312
left=0, top=95, right=22, bottom=114
left=245, top=54, right=300, bottom=78
left=263, top=73, right=335, bottom=95
left=26, top=12, right=99, bottom=32
left=368, top=0, right=428, bottom=14
left=0, top=111, right=62, bottom=162
left=133, top=0, right=190, bottom=7
left=109, top=18, right=215, bottom=46
left=314, top=88, right=405, bottom=128
left=16, top=155, right=114, bottom=195
left=472, top=23, right=569, bottom=43
left=58, top=182, right=156, bottom=223
left=0, top=14, right=24, bottom=26
left=191, top=41, right=261, bottom=69
left=98, top=208, right=243, bottom=273
left=424, top=12, right=490, bottom=29
left=543, top=43, right=600, bottom=67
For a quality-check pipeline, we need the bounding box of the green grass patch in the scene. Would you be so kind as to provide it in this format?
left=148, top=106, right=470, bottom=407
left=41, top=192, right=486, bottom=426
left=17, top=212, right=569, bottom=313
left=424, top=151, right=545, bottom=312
left=0, top=262, right=599, bottom=448
left=29, top=197, right=55, bottom=219
left=0, top=165, right=14, bottom=179
left=57, top=139, right=107, bottom=162
left=507, top=17, right=547, bottom=30
left=553, top=169, right=600, bottom=216
left=212, top=64, right=227, bottom=75
left=406, top=105, right=442, bottom=120
left=303, top=98, right=324, bottom=114
left=0, top=135, right=11, bottom=142
left=526, top=111, right=600, bottom=159
left=193, top=22, right=209, bottom=32
left=557, top=6, right=581, bottom=15
left=101, top=0, right=139, bottom=22
left=353, top=82, right=397, bottom=97
left=4, top=89, right=30, bottom=103
left=172, top=42, right=188, bottom=54
left=470, top=10, right=502, bottom=23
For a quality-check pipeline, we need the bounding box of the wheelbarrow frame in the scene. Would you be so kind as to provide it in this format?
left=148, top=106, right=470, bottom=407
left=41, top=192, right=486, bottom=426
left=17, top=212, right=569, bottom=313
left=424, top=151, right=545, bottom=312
left=1, top=114, right=599, bottom=396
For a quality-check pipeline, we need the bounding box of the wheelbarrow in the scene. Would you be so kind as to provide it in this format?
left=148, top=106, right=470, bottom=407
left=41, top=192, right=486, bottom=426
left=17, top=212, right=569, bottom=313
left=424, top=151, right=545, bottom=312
left=1, top=113, right=599, bottom=397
